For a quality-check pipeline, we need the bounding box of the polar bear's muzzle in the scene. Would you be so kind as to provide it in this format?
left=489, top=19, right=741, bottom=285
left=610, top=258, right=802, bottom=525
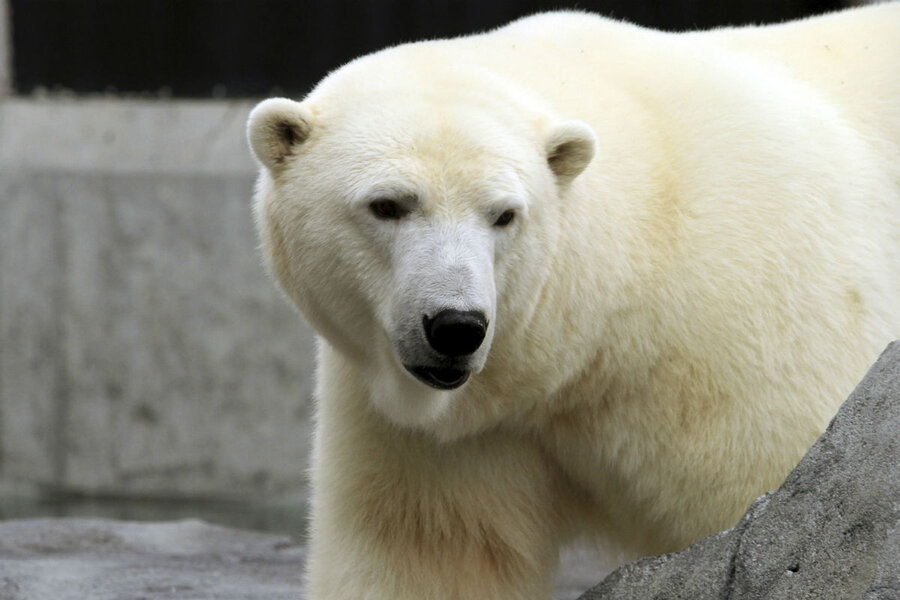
left=389, top=221, right=496, bottom=392
left=403, top=309, right=488, bottom=389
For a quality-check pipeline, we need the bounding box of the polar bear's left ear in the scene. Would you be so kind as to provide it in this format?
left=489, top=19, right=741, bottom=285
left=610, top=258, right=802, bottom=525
left=545, top=121, right=596, bottom=183
left=247, top=98, right=315, bottom=171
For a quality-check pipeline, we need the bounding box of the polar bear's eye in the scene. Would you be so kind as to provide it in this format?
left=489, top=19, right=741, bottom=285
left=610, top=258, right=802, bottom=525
left=368, top=199, right=408, bottom=220
left=493, top=209, right=516, bottom=228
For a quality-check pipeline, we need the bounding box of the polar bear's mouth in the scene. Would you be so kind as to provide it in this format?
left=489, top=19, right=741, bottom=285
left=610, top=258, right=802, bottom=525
left=406, top=365, right=470, bottom=390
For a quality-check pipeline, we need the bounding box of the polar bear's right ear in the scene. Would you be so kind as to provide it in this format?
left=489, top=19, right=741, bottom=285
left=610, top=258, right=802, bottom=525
left=247, top=98, right=315, bottom=171
left=545, top=121, right=596, bottom=183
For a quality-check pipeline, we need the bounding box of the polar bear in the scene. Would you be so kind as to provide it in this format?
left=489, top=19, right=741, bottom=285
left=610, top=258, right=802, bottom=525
left=247, top=4, right=900, bottom=599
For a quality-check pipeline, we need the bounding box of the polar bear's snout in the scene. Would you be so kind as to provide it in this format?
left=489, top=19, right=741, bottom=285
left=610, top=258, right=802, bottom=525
left=423, top=310, right=488, bottom=357
left=402, top=310, right=488, bottom=390
left=401, top=310, right=488, bottom=390
left=390, top=220, right=497, bottom=391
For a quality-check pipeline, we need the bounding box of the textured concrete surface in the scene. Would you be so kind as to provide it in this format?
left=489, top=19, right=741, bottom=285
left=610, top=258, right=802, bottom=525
left=578, top=341, right=900, bottom=600
left=0, top=518, right=307, bottom=600
left=0, top=97, right=318, bottom=499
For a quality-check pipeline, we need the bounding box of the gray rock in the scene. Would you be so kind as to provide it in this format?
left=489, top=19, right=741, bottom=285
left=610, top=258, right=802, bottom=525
left=578, top=340, right=900, bottom=600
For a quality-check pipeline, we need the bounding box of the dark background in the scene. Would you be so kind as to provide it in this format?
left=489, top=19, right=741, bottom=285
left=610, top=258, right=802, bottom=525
left=10, top=0, right=847, bottom=98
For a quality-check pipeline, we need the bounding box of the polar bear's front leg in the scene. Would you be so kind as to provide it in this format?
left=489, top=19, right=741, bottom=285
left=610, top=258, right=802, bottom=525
left=306, top=355, right=563, bottom=600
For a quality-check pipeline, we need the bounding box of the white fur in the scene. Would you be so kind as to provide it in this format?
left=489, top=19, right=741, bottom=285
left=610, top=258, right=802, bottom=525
left=247, top=5, right=900, bottom=599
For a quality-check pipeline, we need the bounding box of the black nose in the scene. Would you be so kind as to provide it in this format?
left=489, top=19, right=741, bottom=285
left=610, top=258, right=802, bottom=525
left=424, top=310, right=487, bottom=357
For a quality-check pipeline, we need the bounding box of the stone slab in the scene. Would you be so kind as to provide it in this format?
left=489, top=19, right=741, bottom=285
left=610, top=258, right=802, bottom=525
left=0, top=98, right=318, bottom=499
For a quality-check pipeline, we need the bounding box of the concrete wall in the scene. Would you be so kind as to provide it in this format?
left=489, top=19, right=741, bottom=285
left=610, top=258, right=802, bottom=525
left=0, top=95, right=318, bottom=501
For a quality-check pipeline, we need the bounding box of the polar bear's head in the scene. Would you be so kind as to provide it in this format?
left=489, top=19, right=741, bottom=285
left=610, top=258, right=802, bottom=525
left=247, top=64, right=595, bottom=427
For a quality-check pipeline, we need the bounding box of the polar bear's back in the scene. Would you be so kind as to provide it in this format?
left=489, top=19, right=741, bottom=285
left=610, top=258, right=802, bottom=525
left=697, top=2, right=900, bottom=158
left=487, top=4, right=900, bottom=154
